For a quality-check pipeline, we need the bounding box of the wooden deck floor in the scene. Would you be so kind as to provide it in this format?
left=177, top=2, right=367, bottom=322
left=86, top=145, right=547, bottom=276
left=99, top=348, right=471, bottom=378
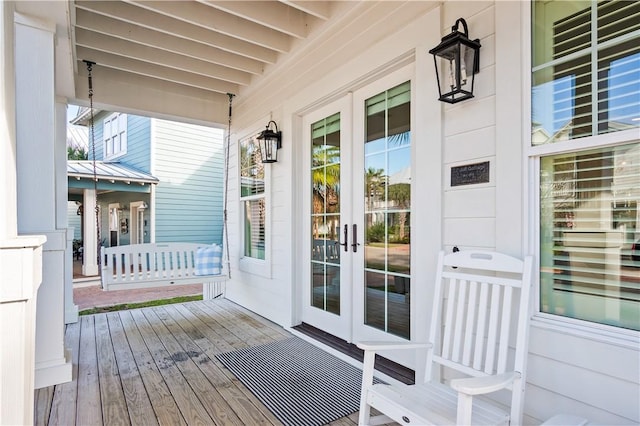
left=34, top=299, right=363, bottom=426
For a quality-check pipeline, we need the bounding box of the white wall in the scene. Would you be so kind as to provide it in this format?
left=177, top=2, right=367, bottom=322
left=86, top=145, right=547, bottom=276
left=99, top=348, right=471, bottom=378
left=224, top=1, right=639, bottom=424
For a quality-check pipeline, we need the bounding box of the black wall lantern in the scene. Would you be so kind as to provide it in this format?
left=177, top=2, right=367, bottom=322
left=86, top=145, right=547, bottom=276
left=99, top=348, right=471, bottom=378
left=429, top=18, right=481, bottom=104
left=257, top=120, right=282, bottom=163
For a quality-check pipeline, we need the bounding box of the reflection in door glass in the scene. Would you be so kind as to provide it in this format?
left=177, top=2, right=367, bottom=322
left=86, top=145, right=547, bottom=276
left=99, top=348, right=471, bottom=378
left=311, top=113, right=341, bottom=315
left=364, top=81, right=411, bottom=339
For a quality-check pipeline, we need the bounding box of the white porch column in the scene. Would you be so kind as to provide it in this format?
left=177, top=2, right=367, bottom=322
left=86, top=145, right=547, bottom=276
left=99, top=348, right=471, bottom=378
left=58, top=99, right=78, bottom=324
left=82, top=188, right=99, bottom=276
left=15, top=12, right=71, bottom=388
left=65, top=226, right=78, bottom=323
left=0, top=2, right=48, bottom=424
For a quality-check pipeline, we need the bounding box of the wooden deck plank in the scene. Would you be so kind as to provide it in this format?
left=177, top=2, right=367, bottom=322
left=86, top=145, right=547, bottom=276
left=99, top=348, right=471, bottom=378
left=175, top=302, right=285, bottom=425
left=143, top=306, right=246, bottom=426
left=172, top=303, right=238, bottom=353
left=182, top=302, right=245, bottom=350
left=172, top=302, right=284, bottom=424
left=218, top=298, right=291, bottom=340
left=48, top=321, right=80, bottom=426
left=94, top=313, right=130, bottom=425
left=194, top=299, right=271, bottom=346
left=161, top=303, right=281, bottom=425
left=76, top=315, right=103, bottom=425
left=118, top=310, right=187, bottom=426
left=128, top=308, right=216, bottom=425
left=34, top=299, right=365, bottom=426
left=34, top=386, right=54, bottom=426
left=105, top=312, right=159, bottom=426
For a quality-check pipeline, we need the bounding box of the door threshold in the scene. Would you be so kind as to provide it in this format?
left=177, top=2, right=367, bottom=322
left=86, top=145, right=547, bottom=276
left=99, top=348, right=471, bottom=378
left=292, top=322, right=415, bottom=385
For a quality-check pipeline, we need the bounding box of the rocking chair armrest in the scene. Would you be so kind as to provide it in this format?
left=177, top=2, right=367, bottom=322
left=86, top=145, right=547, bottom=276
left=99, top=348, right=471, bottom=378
left=357, top=341, right=431, bottom=352
left=450, top=371, right=520, bottom=396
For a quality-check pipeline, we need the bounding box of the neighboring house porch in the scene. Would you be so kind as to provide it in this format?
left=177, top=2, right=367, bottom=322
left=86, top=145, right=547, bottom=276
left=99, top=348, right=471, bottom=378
left=68, top=160, right=158, bottom=276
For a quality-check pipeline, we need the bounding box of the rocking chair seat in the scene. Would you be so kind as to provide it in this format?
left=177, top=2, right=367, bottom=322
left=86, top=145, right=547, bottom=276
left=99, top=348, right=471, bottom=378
left=365, top=380, right=510, bottom=426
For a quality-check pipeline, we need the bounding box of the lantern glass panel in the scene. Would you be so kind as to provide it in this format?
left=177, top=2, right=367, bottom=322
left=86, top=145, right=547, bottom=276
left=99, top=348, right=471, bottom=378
left=435, top=42, right=478, bottom=103
left=267, top=138, right=279, bottom=162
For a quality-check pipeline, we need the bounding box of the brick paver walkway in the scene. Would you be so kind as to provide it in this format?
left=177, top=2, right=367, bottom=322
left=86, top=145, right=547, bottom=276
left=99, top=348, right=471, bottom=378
left=73, top=282, right=203, bottom=311
left=72, top=259, right=203, bottom=311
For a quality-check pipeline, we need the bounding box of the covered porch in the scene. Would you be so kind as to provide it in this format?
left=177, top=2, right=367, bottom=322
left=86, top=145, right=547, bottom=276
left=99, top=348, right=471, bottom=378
left=33, top=298, right=383, bottom=426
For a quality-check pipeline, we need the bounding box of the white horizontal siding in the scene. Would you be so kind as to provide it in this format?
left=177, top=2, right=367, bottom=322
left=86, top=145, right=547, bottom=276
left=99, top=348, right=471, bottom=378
left=444, top=187, right=496, bottom=218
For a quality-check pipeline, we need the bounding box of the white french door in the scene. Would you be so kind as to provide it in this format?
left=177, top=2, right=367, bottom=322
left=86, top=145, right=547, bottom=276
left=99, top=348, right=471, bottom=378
left=301, top=96, right=353, bottom=340
left=300, top=65, right=414, bottom=349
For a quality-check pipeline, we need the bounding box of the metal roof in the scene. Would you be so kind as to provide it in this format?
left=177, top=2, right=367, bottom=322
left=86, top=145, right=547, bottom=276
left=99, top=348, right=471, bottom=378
left=67, top=160, right=159, bottom=185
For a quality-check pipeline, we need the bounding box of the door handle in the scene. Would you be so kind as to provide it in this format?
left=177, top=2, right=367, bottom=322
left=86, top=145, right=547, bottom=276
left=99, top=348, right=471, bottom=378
left=351, top=224, right=360, bottom=252
left=338, top=224, right=348, bottom=252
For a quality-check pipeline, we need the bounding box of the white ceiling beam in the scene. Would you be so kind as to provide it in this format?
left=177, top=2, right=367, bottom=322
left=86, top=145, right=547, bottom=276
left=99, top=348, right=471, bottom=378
left=75, top=28, right=251, bottom=86
left=198, top=1, right=309, bottom=39
left=76, top=47, right=240, bottom=94
left=125, top=0, right=291, bottom=53
left=74, top=9, right=269, bottom=73
left=75, top=65, right=231, bottom=126
left=75, top=1, right=278, bottom=64
left=280, top=1, right=331, bottom=20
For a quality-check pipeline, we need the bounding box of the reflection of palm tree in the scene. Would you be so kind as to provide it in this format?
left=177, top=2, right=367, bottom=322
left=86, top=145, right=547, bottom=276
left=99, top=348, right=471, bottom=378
left=365, top=167, right=386, bottom=211
left=388, top=130, right=410, bottom=147
left=312, top=146, right=340, bottom=214
left=388, top=183, right=410, bottom=240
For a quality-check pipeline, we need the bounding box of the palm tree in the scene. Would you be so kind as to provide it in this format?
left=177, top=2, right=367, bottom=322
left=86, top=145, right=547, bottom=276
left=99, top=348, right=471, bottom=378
left=67, top=144, right=88, bottom=160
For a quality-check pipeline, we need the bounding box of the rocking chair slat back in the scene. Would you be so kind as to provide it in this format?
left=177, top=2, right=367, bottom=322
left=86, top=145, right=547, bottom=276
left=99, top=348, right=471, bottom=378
left=358, top=250, right=534, bottom=426
left=433, top=251, right=531, bottom=378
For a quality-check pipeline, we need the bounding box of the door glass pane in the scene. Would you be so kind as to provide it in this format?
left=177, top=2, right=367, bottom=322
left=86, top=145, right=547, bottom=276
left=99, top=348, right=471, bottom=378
left=364, top=81, right=411, bottom=339
left=311, top=113, right=341, bottom=315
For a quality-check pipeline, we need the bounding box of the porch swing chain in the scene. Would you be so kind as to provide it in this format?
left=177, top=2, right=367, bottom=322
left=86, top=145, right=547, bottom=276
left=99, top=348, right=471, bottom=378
left=84, top=60, right=101, bottom=282
left=223, top=93, right=235, bottom=279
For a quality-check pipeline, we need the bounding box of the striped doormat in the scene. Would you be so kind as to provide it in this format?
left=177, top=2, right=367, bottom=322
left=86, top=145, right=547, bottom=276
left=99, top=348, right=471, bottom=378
left=216, top=337, right=379, bottom=426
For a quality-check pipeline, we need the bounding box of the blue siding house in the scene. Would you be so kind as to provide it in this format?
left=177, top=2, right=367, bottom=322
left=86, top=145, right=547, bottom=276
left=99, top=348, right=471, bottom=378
left=68, top=108, right=224, bottom=273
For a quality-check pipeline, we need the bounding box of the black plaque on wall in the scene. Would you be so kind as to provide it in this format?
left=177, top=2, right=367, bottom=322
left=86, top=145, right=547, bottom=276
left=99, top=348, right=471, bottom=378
left=451, top=161, right=490, bottom=187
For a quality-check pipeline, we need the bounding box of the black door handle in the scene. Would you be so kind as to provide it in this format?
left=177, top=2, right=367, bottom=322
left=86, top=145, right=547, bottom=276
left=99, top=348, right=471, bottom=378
left=338, top=224, right=348, bottom=252
left=351, top=224, right=360, bottom=252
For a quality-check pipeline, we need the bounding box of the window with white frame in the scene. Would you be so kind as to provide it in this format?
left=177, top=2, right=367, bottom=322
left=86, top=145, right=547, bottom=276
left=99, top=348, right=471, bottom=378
left=239, top=133, right=266, bottom=261
left=103, top=112, right=127, bottom=160
left=532, top=0, right=640, bottom=331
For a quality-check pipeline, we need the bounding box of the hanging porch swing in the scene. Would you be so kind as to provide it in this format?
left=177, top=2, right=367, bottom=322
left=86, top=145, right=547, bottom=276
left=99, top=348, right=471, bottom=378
left=81, top=61, right=230, bottom=297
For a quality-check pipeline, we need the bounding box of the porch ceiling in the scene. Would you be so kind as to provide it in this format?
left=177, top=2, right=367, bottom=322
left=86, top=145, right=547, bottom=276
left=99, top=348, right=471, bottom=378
left=16, top=1, right=442, bottom=125
left=15, top=1, right=342, bottom=125
left=72, top=0, right=331, bottom=93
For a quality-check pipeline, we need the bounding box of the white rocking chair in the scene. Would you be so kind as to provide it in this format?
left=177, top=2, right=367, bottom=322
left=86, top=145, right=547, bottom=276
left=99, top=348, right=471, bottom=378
left=358, top=250, right=534, bottom=425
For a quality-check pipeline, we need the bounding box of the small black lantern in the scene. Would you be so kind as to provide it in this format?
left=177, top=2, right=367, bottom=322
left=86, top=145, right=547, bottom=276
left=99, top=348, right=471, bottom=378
left=429, top=18, right=481, bottom=104
left=256, top=120, right=282, bottom=163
